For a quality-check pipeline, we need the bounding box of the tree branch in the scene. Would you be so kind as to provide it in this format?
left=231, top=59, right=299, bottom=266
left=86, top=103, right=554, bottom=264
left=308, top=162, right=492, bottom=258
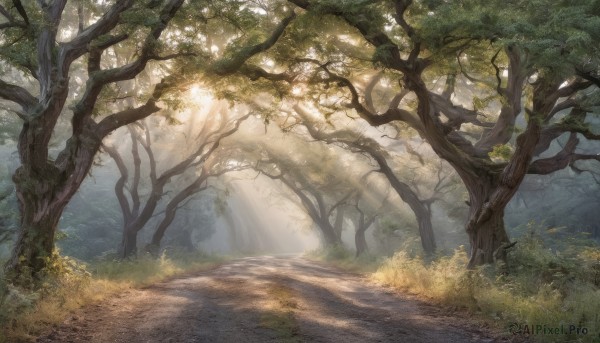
left=529, top=133, right=579, bottom=175
left=299, top=58, right=424, bottom=130
left=61, top=0, right=135, bottom=72
left=128, top=126, right=142, bottom=215
left=211, top=11, right=296, bottom=75
left=11, top=0, right=29, bottom=26
left=0, top=79, right=36, bottom=113
left=364, top=72, right=383, bottom=113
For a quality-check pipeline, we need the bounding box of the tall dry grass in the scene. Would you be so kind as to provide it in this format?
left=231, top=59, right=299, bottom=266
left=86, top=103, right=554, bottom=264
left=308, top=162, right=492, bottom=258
left=0, top=250, right=224, bottom=342
left=373, top=233, right=600, bottom=342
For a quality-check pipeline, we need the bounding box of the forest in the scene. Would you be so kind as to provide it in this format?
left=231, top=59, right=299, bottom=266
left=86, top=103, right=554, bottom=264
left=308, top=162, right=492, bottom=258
left=0, top=0, right=599, bottom=342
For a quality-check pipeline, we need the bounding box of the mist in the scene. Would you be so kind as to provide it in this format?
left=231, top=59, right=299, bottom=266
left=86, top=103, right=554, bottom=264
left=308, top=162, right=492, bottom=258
left=0, top=1, right=598, bottom=341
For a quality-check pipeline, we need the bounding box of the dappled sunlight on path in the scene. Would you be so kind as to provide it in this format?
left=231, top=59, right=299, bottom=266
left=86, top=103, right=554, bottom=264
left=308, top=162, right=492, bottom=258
left=38, top=256, right=506, bottom=343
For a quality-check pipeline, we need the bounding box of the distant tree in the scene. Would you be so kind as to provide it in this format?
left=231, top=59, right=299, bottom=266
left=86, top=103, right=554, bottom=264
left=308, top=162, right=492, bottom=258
left=350, top=176, right=390, bottom=257
left=247, top=139, right=358, bottom=247
left=104, top=110, right=250, bottom=258
left=294, top=105, right=441, bottom=254
left=156, top=196, right=217, bottom=254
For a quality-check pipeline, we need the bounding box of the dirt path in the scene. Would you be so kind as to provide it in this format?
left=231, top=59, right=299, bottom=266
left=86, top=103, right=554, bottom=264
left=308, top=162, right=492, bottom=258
left=38, top=256, right=511, bottom=343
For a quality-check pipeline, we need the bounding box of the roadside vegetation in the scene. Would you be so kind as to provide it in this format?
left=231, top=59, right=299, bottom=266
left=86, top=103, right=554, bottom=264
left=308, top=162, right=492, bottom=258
left=0, top=251, right=225, bottom=343
left=314, top=222, right=600, bottom=343
left=0, top=0, right=598, bottom=341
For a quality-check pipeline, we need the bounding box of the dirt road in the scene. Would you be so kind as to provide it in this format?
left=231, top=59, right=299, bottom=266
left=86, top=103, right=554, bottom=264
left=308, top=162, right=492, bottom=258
left=38, top=256, right=507, bottom=342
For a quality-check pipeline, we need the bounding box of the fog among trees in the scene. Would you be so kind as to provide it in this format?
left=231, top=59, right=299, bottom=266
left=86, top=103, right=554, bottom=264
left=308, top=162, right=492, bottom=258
left=0, top=1, right=599, bottom=342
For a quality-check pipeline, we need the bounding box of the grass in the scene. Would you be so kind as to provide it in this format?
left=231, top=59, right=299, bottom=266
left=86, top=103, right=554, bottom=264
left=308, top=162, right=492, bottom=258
left=0, top=250, right=226, bottom=343
left=309, top=232, right=600, bottom=343
left=259, top=282, right=300, bottom=343
left=373, top=242, right=600, bottom=342
left=305, top=244, right=382, bottom=274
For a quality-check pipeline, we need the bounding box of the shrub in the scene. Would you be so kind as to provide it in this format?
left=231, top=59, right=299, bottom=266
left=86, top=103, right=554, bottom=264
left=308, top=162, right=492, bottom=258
left=373, top=224, right=600, bottom=342
left=0, top=250, right=224, bottom=342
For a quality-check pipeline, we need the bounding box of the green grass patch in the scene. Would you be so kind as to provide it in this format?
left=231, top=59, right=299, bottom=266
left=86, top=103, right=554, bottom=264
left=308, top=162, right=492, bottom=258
left=305, top=245, right=382, bottom=274
left=259, top=283, right=300, bottom=343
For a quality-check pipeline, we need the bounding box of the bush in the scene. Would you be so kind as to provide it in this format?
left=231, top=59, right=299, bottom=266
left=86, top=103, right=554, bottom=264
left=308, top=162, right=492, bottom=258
left=373, top=224, right=600, bottom=342
left=306, top=244, right=383, bottom=273
left=0, top=250, right=224, bottom=342
left=92, top=250, right=222, bottom=285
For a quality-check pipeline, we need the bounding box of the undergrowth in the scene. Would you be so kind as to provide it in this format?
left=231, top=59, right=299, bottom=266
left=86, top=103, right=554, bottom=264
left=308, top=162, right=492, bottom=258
left=373, top=224, right=600, bottom=343
left=306, top=224, right=600, bottom=342
left=0, top=250, right=224, bottom=343
left=305, top=244, right=382, bottom=273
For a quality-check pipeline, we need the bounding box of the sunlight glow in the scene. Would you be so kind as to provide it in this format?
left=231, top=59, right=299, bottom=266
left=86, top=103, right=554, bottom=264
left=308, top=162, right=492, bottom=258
left=292, top=85, right=305, bottom=96
left=188, top=85, right=215, bottom=109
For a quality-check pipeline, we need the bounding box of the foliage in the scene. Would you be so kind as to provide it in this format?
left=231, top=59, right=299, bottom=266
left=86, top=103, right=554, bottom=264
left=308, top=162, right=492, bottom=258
left=0, top=251, right=92, bottom=342
left=373, top=226, right=600, bottom=342
left=92, top=250, right=223, bottom=285
left=307, top=244, right=353, bottom=261
left=57, top=187, right=122, bottom=260
left=506, top=173, right=600, bottom=243
left=306, top=245, right=382, bottom=273
left=0, top=111, right=20, bottom=145
left=0, top=251, right=224, bottom=342
left=0, top=173, right=17, bottom=252
left=419, top=0, right=600, bottom=78
left=488, top=144, right=513, bottom=162
left=371, top=217, right=424, bottom=257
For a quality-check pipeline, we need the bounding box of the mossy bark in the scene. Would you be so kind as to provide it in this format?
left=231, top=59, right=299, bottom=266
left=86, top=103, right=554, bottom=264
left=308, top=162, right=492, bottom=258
left=5, top=169, right=66, bottom=283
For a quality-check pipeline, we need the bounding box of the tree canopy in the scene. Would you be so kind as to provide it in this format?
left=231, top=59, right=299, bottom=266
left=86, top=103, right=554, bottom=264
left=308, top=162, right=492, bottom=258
left=0, top=0, right=598, bottom=282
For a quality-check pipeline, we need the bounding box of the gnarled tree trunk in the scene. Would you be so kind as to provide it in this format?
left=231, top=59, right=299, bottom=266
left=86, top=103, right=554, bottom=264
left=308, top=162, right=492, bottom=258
left=467, top=208, right=508, bottom=267
left=462, top=173, right=517, bottom=268
left=6, top=119, right=102, bottom=282
left=7, top=176, right=64, bottom=280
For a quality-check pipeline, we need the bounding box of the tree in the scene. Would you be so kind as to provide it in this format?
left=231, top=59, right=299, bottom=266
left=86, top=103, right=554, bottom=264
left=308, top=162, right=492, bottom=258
left=104, top=107, right=250, bottom=258
left=257, top=158, right=351, bottom=247
left=351, top=175, right=390, bottom=257
left=294, top=105, right=439, bottom=254
left=145, top=136, right=251, bottom=255
left=242, top=134, right=359, bottom=247
left=255, top=0, right=600, bottom=267
left=0, top=0, right=296, bottom=282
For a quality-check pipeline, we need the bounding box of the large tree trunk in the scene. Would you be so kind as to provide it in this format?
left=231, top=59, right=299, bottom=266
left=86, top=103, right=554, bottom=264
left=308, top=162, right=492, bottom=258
left=463, top=176, right=511, bottom=268
left=5, top=174, right=65, bottom=281
left=467, top=208, right=508, bottom=267
left=5, top=121, right=101, bottom=282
